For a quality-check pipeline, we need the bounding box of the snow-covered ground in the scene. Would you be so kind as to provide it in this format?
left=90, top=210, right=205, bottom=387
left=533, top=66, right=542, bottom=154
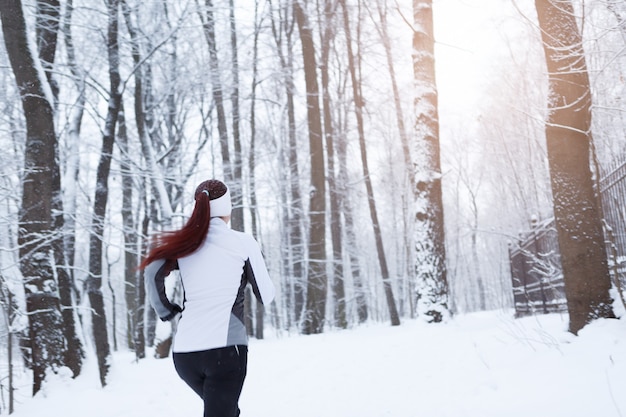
left=5, top=311, right=625, bottom=417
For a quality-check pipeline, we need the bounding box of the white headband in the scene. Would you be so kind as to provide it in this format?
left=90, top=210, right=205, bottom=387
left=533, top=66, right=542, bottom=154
left=209, top=187, right=232, bottom=217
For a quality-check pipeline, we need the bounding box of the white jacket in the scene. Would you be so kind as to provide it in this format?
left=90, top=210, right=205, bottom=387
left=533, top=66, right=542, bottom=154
left=145, top=218, right=275, bottom=352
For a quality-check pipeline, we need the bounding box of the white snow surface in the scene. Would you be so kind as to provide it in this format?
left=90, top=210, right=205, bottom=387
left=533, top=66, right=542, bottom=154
left=7, top=311, right=626, bottom=417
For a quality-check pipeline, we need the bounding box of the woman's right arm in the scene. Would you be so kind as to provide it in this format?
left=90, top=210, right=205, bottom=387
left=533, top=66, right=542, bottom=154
left=145, top=259, right=183, bottom=321
left=243, top=236, right=276, bottom=305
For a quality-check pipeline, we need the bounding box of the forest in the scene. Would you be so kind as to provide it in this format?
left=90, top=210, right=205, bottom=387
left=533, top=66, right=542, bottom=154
left=0, top=0, right=625, bottom=406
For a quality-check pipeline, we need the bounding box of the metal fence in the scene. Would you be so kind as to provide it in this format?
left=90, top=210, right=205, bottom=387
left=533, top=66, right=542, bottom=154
left=600, top=158, right=626, bottom=300
left=510, top=158, right=626, bottom=317
left=509, top=218, right=567, bottom=316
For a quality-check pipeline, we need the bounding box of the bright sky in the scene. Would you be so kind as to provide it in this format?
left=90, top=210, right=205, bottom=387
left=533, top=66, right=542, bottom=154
left=434, top=0, right=529, bottom=113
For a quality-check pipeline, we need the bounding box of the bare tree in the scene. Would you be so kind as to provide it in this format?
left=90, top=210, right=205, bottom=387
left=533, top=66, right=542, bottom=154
left=294, top=1, right=328, bottom=334
left=411, top=0, right=449, bottom=322
left=534, top=0, right=615, bottom=334
left=340, top=0, right=400, bottom=326
left=228, top=0, right=245, bottom=232
left=38, top=0, right=84, bottom=376
left=248, top=0, right=266, bottom=338
left=269, top=0, right=306, bottom=326
left=86, top=0, right=122, bottom=386
left=1, top=0, right=67, bottom=394
left=199, top=0, right=233, bottom=184
left=318, top=0, right=347, bottom=329
left=61, top=0, right=87, bottom=346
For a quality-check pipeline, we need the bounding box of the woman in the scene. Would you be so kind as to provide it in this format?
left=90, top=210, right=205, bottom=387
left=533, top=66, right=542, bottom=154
left=140, top=179, right=275, bottom=417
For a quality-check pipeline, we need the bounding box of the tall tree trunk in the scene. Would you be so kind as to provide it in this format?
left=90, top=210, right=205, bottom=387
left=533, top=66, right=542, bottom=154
left=227, top=0, right=254, bottom=335
left=122, top=0, right=173, bottom=227
left=371, top=0, right=415, bottom=317
left=86, top=0, right=121, bottom=386
left=534, top=0, right=615, bottom=334
left=249, top=0, right=266, bottom=338
left=294, top=1, right=327, bottom=335
left=340, top=0, right=400, bottom=326
left=143, top=195, right=157, bottom=348
left=270, top=0, right=306, bottom=325
left=200, top=0, right=233, bottom=184
left=61, top=0, right=86, bottom=339
left=228, top=0, right=245, bottom=232
left=117, top=101, right=142, bottom=356
left=412, top=0, right=449, bottom=323
left=1, top=0, right=66, bottom=395
left=319, top=0, right=347, bottom=329
left=38, top=0, right=84, bottom=376
left=336, top=132, right=369, bottom=323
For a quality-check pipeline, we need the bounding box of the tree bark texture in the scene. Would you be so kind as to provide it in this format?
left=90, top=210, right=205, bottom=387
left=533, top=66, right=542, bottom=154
left=228, top=0, right=245, bottom=233
left=534, top=0, right=615, bottom=334
left=270, top=1, right=306, bottom=325
left=1, top=0, right=67, bottom=395
left=294, top=1, right=328, bottom=334
left=117, top=103, right=142, bottom=355
left=412, top=0, right=449, bottom=323
left=250, top=0, right=266, bottom=339
left=37, top=0, right=84, bottom=377
left=60, top=0, right=87, bottom=373
left=35, top=0, right=60, bottom=101
left=201, top=0, right=233, bottom=185
left=86, top=0, right=121, bottom=386
left=319, top=0, right=347, bottom=329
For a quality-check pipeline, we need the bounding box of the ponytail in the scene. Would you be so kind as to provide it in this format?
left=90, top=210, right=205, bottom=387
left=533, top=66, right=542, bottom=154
left=139, top=179, right=228, bottom=269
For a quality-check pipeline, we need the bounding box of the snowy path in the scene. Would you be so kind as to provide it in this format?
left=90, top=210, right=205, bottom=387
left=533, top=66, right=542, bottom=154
left=6, top=311, right=626, bottom=417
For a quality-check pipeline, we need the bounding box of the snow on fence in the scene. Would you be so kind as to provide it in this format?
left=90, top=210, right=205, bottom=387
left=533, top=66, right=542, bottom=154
left=509, top=218, right=567, bottom=317
left=600, top=158, right=626, bottom=310
left=510, top=157, right=626, bottom=317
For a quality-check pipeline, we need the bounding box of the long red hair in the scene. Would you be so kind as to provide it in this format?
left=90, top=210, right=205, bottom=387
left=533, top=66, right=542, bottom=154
left=139, top=180, right=227, bottom=269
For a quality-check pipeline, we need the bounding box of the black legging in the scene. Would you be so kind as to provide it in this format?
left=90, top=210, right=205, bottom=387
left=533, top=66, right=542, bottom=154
left=173, top=345, right=248, bottom=417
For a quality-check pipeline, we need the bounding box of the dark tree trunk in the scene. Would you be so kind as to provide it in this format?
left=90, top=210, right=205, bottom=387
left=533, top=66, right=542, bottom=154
left=201, top=0, right=233, bottom=184
left=294, top=1, right=328, bottom=335
left=319, top=0, right=347, bottom=329
left=142, top=195, right=157, bottom=348
left=117, top=102, right=142, bottom=356
left=270, top=1, right=305, bottom=325
left=412, top=0, right=449, bottom=323
left=86, top=0, right=121, bottom=386
left=228, top=0, right=245, bottom=233
left=249, top=0, right=266, bottom=338
left=534, top=0, right=615, bottom=334
left=35, top=0, right=60, bottom=102
left=1, top=0, right=66, bottom=395
left=340, top=0, right=400, bottom=326
left=336, top=133, right=368, bottom=323
left=119, top=0, right=149, bottom=358
left=374, top=0, right=415, bottom=316
left=38, top=0, right=84, bottom=377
